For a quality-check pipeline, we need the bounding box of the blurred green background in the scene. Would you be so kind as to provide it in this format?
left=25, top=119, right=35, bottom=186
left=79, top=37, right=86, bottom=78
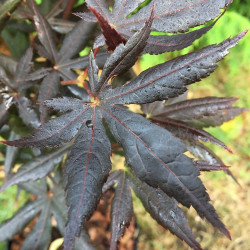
left=0, top=0, right=249, bottom=249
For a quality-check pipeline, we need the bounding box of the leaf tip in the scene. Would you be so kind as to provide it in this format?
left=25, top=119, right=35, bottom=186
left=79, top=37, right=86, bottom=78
left=226, top=147, right=233, bottom=154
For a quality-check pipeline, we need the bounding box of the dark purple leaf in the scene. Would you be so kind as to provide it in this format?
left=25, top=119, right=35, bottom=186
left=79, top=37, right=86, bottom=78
left=89, top=6, right=126, bottom=51
left=141, top=99, right=187, bottom=119
left=19, top=180, right=48, bottom=197
left=4, top=131, right=20, bottom=177
left=0, top=145, right=70, bottom=193
left=119, top=0, right=230, bottom=33
left=64, top=108, right=111, bottom=250
left=83, top=0, right=232, bottom=54
left=0, top=102, right=9, bottom=128
left=194, top=160, right=229, bottom=172
left=155, top=97, right=247, bottom=127
left=49, top=18, right=75, bottom=34
left=98, top=11, right=153, bottom=92
left=23, top=67, right=50, bottom=82
left=52, top=194, right=96, bottom=250
left=2, top=98, right=90, bottom=148
left=101, top=32, right=246, bottom=105
left=109, top=171, right=133, bottom=250
left=123, top=23, right=214, bottom=55
left=102, top=170, right=124, bottom=193
left=21, top=200, right=52, bottom=250
left=102, top=105, right=230, bottom=239
left=152, top=117, right=232, bottom=153
left=88, top=51, right=100, bottom=96
left=127, top=172, right=202, bottom=250
left=185, top=140, right=239, bottom=184
left=31, top=0, right=58, bottom=63
left=0, top=199, right=43, bottom=241
left=58, top=20, right=96, bottom=62
left=38, top=71, right=60, bottom=122
left=16, top=96, right=40, bottom=129
left=0, top=64, right=14, bottom=89
left=13, top=47, right=33, bottom=89
left=0, top=54, right=17, bottom=75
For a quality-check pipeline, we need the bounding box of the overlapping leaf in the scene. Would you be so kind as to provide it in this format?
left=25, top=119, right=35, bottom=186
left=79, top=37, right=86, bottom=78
left=0, top=144, right=70, bottom=192
left=0, top=47, right=45, bottom=128
left=104, top=169, right=201, bottom=249
left=184, top=140, right=239, bottom=184
left=102, top=105, right=230, bottom=237
left=0, top=175, right=93, bottom=250
left=151, top=117, right=232, bottom=152
left=152, top=97, right=247, bottom=127
left=30, top=1, right=105, bottom=120
left=100, top=32, right=246, bottom=104
left=127, top=171, right=202, bottom=250
left=64, top=108, right=112, bottom=250
left=78, top=0, right=232, bottom=54
left=2, top=18, right=246, bottom=249
left=103, top=170, right=133, bottom=250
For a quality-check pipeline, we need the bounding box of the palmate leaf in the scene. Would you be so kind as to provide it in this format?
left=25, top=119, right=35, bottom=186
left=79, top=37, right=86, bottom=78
left=102, top=105, right=230, bottom=237
left=30, top=1, right=99, bottom=120
left=20, top=199, right=52, bottom=250
left=0, top=173, right=94, bottom=250
left=79, top=0, right=232, bottom=54
left=0, top=47, right=45, bottom=128
left=2, top=28, right=246, bottom=249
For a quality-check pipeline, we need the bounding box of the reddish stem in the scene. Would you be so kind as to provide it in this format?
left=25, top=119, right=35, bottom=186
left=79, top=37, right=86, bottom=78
left=63, top=0, right=76, bottom=19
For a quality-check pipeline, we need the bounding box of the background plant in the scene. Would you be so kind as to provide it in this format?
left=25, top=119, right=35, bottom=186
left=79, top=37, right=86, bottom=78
left=0, top=0, right=249, bottom=250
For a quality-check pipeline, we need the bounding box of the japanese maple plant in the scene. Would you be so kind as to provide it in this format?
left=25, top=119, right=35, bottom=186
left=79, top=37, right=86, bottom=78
left=0, top=0, right=247, bottom=249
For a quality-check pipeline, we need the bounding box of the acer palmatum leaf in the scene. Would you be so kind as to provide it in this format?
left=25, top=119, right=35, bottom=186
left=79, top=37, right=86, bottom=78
left=31, top=1, right=96, bottom=121
left=0, top=145, right=70, bottom=193
left=102, top=105, right=230, bottom=239
left=16, top=96, right=40, bottom=129
left=4, top=132, right=20, bottom=177
left=127, top=172, right=202, bottom=250
left=154, top=97, right=247, bottom=127
left=63, top=109, right=111, bottom=250
left=0, top=199, right=43, bottom=242
left=21, top=200, right=52, bottom=250
left=83, top=0, right=232, bottom=54
left=2, top=29, right=247, bottom=249
left=31, top=0, right=58, bottom=63
left=109, top=171, right=133, bottom=250
left=185, top=140, right=240, bottom=185
left=97, top=9, right=153, bottom=92
left=152, top=117, right=232, bottom=153
left=100, top=31, right=246, bottom=104
left=2, top=98, right=91, bottom=148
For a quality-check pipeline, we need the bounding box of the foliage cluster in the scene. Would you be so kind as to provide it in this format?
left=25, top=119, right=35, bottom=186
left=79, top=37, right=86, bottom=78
left=0, top=0, right=248, bottom=249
